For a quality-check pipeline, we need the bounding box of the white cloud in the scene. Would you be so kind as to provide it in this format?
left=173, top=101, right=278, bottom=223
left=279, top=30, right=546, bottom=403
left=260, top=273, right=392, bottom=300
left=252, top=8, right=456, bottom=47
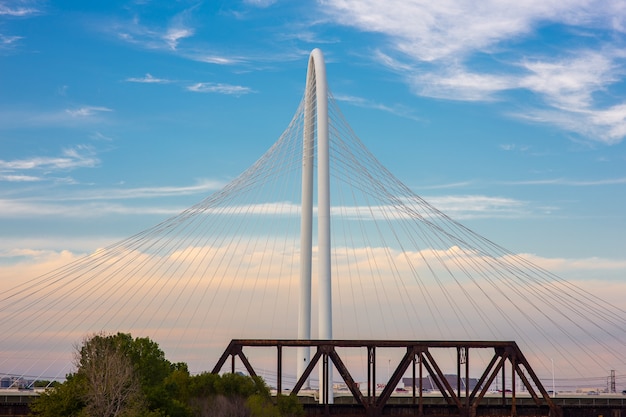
left=0, top=199, right=183, bottom=218
left=321, top=0, right=626, bottom=143
left=197, top=55, right=241, bottom=65
left=519, top=52, right=618, bottom=110
left=0, top=145, right=99, bottom=174
left=163, top=27, right=194, bottom=50
left=186, top=196, right=532, bottom=220
left=0, top=105, right=112, bottom=134
left=0, top=179, right=226, bottom=217
left=0, top=174, right=41, bottom=182
left=90, top=132, right=113, bottom=142
left=125, top=73, right=172, bottom=83
left=413, top=68, right=516, bottom=101
left=74, top=179, right=227, bottom=200
left=0, top=4, right=39, bottom=16
left=424, top=195, right=530, bottom=219
left=515, top=103, right=626, bottom=145
left=244, top=0, right=277, bottom=7
left=334, top=94, right=423, bottom=121
left=0, top=34, right=22, bottom=46
left=65, top=106, right=112, bottom=118
left=322, top=0, right=560, bottom=61
left=321, top=0, right=621, bottom=62
left=186, top=82, right=254, bottom=95
left=109, top=9, right=196, bottom=52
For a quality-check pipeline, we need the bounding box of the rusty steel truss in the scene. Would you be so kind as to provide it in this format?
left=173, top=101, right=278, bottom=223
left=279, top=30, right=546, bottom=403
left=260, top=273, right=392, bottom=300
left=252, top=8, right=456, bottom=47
left=212, top=339, right=559, bottom=417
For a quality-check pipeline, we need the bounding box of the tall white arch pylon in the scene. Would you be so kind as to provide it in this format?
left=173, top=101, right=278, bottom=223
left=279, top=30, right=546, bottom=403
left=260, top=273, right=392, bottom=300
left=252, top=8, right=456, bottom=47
left=297, top=48, right=333, bottom=403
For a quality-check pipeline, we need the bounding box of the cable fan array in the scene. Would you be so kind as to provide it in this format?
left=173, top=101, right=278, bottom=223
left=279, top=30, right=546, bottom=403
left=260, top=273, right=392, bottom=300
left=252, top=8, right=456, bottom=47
left=1, top=82, right=625, bottom=388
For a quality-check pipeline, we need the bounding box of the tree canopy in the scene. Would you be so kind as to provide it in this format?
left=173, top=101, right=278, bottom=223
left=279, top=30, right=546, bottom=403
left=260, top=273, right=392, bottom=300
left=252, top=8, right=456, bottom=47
left=29, top=332, right=303, bottom=417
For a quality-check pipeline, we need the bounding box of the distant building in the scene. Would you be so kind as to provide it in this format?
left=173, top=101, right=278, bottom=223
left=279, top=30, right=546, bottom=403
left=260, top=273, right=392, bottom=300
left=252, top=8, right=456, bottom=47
left=0, top=376, right=29, bottom=389
left=402, top=374, right=481, bottom=391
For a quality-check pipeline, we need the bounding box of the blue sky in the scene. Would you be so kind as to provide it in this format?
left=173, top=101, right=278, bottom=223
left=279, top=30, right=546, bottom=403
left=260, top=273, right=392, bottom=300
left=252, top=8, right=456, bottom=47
left=1, top=0, right=626, bottom=378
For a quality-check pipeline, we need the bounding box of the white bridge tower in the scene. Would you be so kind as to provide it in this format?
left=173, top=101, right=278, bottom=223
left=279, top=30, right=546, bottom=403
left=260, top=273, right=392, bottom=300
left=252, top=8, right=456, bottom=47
left=297, top=48, right=333, bottom=403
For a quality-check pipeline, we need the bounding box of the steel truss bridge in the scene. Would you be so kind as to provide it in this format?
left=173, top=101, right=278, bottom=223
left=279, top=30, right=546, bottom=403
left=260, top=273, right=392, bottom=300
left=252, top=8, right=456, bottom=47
left=213, top=339, right=626, bottom=417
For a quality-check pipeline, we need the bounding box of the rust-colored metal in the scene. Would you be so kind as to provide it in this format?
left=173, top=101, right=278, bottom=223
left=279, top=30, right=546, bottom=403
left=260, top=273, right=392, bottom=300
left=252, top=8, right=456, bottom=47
left=212, top=339, right=560, bottom=417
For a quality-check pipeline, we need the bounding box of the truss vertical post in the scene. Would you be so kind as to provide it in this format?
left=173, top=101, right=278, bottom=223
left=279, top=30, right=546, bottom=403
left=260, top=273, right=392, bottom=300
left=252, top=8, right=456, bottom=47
left=367, top=345, right=376, bottom=405
left=411, top=352, right=416, bottom=406
left=457, top=347, right=461, bottom=398
left=501, top=357, right=506, bottom=405
left=419, top=350, right=424, bottom=416
left=512, top=351, right=517, bottom=417
left=277, top=345, right=282, bottom=396
left=461, top=346, right=470, bottom=409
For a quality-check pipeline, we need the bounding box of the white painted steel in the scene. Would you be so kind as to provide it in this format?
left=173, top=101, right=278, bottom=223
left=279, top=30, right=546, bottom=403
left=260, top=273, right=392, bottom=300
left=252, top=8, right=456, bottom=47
left=297, top=48, right=333, bottom=403
left=296, top=50, right=315, bottom=386
left=312, top=48, right=333, bottom=405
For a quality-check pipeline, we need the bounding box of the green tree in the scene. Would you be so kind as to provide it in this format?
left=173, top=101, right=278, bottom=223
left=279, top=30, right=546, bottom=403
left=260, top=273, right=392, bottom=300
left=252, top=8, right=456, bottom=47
left=31, top=332, right=192, bottom=417
left=29, top=373, right=86, bottom=417
left=30, top=333, right=304, bottom=417
left=76, top=332, right=144, bottom=417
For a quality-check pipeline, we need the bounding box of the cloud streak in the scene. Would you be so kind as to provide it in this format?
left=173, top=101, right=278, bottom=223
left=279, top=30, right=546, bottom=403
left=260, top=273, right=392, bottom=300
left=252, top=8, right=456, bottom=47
left=320, top=0, right=626, bottom=144
left=334, top=93, right=424, bottom=121
left=125, top=73, right=172, bottom=83
left=0, top=179, right=226, bottom=218
left=65, top=106, right=112, bottom=118
left=0, top=145, right=100, bottom=174
left=186, top=82, right=254, bottom=95
left=0, top=3, right=40, bottom=17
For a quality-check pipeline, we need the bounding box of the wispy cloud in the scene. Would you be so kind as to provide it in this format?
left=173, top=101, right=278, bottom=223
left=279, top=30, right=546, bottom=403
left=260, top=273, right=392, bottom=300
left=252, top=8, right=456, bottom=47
left=499, top=144, right=530, bottom=152
left=0, top=34, right=22, bottom=47
left=322, top=0, right=622, bottom=62
left=424, top=194, right=531, bottom=219
left=0, top=179, right=225, bottom=218
left=65, top=106, right=112, bottom=118
left=0, top=174, right=41, bottom=182
left=0, top=3, right=40, bottom=16
left=0, top=145, right=100, bottom=181
left=414, top=181, right=474, bottom=190
left=519, top=52, right=618, bottom=110
left=0, top=105, right=112, bottom=128
left=320, top=0, right=626, bottom=144
left=125, top=73, right=172, bottom=83
left=163, top=27, right=193, bottom=50
left=196, top=55, right=243, bottom=65
left=412, top=68, right=516, bottom=101
left=186, top=82, right=254, bottom=95
left=334, top=94, right=424, bottom=121
left=71, top=179, right=227, bottom=200
left=90, top=132, right=113, bottom=142
left=243, top=0, right=277, bottom=7
left=110, top=6, right=196, bottom=52
left=500, top=177, right=626, bottom=187
left=0, top=199, right=184, bottom=218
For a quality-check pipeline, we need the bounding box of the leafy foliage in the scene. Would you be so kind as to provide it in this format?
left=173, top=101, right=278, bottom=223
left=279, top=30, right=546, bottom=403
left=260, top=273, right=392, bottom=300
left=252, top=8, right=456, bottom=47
left=29, top=373, right=86, bottom=417
left=30, top=333, right=304, bottom=417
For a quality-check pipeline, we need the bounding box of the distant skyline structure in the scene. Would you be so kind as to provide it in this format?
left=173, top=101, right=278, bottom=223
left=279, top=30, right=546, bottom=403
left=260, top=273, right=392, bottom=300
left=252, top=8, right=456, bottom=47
left=1, top=47, right=626, bottom=394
